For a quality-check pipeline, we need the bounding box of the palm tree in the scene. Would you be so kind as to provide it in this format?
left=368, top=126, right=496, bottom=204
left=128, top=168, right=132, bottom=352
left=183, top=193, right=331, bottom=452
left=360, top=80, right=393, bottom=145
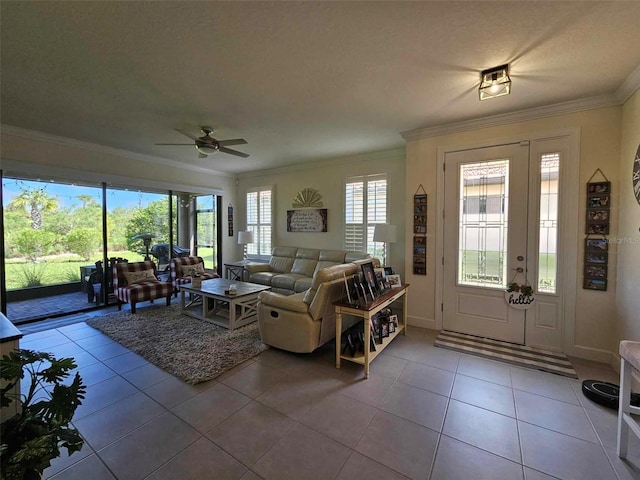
left=76, top=194, right=97, bottom=209
left=8, top=187, right=59, bottom=229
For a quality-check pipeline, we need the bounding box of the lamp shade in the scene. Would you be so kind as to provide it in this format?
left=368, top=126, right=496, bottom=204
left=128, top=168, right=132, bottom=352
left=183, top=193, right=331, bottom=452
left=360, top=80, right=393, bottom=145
left=373, top=224, right=397, bottom=243
left=237, top=230, right=254, bottom=245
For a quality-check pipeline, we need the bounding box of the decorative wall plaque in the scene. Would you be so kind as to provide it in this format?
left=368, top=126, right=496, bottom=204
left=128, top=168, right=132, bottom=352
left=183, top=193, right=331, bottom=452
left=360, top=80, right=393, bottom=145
left=287, top=208, right=327, bottom=232
left=292, top=188, right=324, bottom=208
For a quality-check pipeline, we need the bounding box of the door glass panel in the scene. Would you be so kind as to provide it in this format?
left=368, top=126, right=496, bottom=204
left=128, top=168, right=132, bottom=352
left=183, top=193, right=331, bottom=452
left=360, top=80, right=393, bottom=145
left=458, top=160, right=509, bottom=288
left=538, top=153, right=559, bottom=293
left=195, top=195, right=217, bottom=268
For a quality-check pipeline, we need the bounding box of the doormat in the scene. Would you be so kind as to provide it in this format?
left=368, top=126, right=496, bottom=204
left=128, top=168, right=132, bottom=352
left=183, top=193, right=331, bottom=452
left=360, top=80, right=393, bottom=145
left=434, top=330, right=578, bottom=379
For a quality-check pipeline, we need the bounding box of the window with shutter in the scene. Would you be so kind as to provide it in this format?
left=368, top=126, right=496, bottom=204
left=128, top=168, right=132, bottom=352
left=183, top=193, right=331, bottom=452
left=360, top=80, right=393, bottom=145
left=345, top=174, right=387, bottom=257
left=246, top=187, right=272, bottom=256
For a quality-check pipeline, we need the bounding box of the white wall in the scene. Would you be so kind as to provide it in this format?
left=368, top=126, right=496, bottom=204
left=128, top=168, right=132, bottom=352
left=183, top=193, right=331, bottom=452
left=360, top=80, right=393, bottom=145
left=237, top=149, right=406, bottom=275
left=405, top=106, right=623, bottom=361
left=616, top=89, right=640, bottom=350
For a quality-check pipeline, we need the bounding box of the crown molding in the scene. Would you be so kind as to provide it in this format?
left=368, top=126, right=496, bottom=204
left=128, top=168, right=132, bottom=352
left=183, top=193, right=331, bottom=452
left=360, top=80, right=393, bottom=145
left=0, top=124, right=234, bottom=178
left=237, top=146, right=406, bottom=179
left=400, top=94, right=619, bottom=141
left=616, top=63, right=640, bottom=103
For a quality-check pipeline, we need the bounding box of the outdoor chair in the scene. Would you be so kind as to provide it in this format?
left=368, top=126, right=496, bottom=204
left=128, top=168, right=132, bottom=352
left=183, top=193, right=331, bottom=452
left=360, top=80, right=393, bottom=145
left=170, top=256, right=219, bottom=296
left=113, top=260, right=172, bottom=313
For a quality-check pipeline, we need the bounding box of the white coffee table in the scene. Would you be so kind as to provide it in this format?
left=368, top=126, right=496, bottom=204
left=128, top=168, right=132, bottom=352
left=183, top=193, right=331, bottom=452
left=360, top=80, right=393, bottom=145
left=180, top=278, right=270, bottom=330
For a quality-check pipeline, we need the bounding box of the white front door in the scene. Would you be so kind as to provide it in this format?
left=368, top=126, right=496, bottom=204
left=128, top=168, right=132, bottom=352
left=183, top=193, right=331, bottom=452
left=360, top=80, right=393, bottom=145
left=443, top=143, right=530, bottom=344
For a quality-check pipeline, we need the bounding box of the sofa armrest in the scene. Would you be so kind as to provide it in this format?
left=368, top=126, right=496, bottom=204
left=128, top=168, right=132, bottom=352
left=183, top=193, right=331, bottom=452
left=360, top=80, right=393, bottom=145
left=246, top=264, right=272, bottom=274
left=258, top=291, right=309, bottom=313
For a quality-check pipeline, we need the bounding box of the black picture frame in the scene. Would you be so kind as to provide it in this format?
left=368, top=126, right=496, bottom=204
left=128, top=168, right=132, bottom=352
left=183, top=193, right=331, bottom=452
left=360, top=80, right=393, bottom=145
left=361, top=262, right=378, bottom=295
left=584, top=277, right=607, bottom=291
left=585, top=238, right=608, bottom=252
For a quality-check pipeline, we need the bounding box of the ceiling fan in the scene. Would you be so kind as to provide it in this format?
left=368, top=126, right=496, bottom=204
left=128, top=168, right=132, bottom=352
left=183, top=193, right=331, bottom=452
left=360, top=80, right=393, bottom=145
left=155, top=126, right=249, bottom=158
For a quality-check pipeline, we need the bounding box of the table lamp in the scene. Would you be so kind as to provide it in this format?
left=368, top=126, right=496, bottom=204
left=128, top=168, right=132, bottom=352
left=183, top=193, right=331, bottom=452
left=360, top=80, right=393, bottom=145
left=237, top=230, right=254, bottom=262
left=373, top=224, right=396, bottom=267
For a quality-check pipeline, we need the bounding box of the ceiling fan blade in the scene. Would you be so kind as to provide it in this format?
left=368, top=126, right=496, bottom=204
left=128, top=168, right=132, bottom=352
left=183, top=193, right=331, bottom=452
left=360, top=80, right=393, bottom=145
left=198, top=153, right=207, bottom=159
left=174, top=128, right=199, bottom=141
left=219, top=146, right=249, bottom=158
left=155, top=143, right=193, bottom=146
left=217, top=138, right=247, bottom=147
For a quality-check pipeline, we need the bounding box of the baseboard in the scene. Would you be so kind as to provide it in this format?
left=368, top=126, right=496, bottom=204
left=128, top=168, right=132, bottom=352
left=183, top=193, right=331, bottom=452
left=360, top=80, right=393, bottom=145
left=569, top=344, right=616, bottom=364
left=408, top=315, right=435, bottom=330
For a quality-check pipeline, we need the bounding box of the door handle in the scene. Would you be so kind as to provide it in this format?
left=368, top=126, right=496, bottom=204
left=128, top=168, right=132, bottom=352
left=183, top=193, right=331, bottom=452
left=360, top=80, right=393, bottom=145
left=517, top=256, right=524, bottom=261
left=515, top=267, right=524, bottom=273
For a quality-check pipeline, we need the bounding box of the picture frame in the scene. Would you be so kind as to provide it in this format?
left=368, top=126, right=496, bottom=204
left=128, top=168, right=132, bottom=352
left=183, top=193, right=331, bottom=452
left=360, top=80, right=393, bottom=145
left=388, top=317, right=396, bottom=333
left=387, top=274, right=401, bottom=288
left=380, top=317, right=390, bottom=339
left=587, top=182, right=610, bottom=194
left=584, top=277, right=607, bottom=291
left=361, top=262, right=379, bottom=296
left=586, top=223, right=609, bottom=235
left=585, top=238, right=608, bottom=252
left=586, top=210, right=609, bottom=222
left=414, top=225, right=426, bottom=234
left=413, top=236, right=426, bottom=245
left=585, top=252, right=607, bottom=264
left=585, top=265, right=607, bottom=278
left=413, top=245, right=426, bottom=255
left=384, top=266, right=395, bottom=276
left=389, top=314, right=398, bottom=329
left=413, top=265, right=426, bottom=275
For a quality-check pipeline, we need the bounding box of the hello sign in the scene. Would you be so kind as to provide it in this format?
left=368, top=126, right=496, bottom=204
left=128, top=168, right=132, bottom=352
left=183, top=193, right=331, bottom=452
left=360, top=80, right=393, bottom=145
left=504, top=291, right=536, bottom=310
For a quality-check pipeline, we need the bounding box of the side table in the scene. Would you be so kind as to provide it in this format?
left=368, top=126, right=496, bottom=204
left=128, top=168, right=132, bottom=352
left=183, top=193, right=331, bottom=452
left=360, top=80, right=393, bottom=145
left=335, top=285, right=409, bottom=379
left=224, top=261, right=266, bottom=281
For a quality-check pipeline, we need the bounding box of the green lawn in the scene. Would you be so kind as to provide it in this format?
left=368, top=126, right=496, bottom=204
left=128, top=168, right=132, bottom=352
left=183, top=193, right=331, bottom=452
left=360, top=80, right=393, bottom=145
left=461, top=250, right=557, bottom=290
left=5, top=248, right=218, bottom=290
left=5, top=251, right=142, bottom=290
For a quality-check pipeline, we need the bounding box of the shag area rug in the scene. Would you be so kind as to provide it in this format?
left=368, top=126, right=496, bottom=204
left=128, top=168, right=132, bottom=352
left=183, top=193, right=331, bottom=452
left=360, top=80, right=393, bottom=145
left=86, top=304, right=267, bottom=384
left=435, top=330, right=578, bottom=379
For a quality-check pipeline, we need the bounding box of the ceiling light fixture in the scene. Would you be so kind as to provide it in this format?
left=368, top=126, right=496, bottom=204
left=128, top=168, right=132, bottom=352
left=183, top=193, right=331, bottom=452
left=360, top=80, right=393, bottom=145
left=195, top=144, right=219, bottom=156
left=479, top=64, right=511, bottom=101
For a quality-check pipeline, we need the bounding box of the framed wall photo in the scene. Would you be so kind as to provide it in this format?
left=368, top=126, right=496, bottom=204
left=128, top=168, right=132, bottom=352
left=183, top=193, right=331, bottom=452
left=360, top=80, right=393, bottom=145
left=584, top=277, right=607, bottom=291
left=413, top=187, right=428, bottom=276
left=585, top=238, right=608, bottom=252
left=585, top=180, right=610, bottom=235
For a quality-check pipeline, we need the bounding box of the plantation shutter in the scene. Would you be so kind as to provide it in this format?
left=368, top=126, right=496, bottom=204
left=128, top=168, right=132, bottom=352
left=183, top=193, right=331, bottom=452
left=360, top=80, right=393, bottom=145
left=246, top=188, right=272, bottom=256
left=345, top=175, right=387, bottom=256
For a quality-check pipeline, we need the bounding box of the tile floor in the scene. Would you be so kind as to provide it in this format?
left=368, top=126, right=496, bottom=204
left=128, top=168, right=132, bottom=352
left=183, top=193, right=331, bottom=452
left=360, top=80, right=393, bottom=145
left=15, top=319, right=640, bottom=480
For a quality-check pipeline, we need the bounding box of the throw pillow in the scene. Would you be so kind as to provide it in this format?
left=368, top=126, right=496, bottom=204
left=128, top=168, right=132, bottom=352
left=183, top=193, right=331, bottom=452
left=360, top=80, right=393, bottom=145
left=181, top=262, right=205, bottom=277
left=123, top=269, right=156, bottom=285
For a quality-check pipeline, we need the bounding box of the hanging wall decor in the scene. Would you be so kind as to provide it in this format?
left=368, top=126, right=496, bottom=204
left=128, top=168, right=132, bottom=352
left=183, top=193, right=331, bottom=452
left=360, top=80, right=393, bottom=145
left=413, top=185, right=427, bottom=275
left=228, top=203, right=234, bottom=237
left=583, top=169, right=610, bottom=290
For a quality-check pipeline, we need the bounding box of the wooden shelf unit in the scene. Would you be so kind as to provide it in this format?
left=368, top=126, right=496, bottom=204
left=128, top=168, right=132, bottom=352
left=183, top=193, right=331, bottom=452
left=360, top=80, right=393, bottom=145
left=334, top=284, right=409, bottom=378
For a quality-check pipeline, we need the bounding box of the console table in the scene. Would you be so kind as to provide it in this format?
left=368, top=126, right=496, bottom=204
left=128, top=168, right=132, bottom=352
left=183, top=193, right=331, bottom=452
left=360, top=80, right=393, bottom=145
left=334, top=285, right=409, bottom=378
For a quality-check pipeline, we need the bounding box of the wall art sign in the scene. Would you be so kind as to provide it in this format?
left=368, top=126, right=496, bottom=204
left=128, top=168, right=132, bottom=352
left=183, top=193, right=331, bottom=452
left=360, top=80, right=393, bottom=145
left=228, top=203, right=234, bottom=237
left=583, top=169, right=610, bottom=291
left=413, top=185, right=427, bottom=275
left=287, top=208, right=327, bottom=232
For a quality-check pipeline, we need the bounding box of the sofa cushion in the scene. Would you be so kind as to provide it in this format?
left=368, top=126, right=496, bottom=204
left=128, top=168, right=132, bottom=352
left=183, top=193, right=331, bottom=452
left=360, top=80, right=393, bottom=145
left=272, top=246, right=298, bottom=258
left=269, top=255, right=295, bottom=273
left=272, top=273, right=307, bottom=292
left=291, top=258, right=318, bottom=277
left=345, top=251, right=371, bottom=263
left=319, top=250, right=346, bottom=262
left=294, top=277, right=313, bottom=292
left=250, top=271, right=278, bottom=286
left=296, top=248, right=320, bottom=260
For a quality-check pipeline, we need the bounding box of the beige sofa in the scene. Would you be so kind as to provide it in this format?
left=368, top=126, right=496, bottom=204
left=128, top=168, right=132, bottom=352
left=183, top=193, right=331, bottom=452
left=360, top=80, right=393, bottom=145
left=257, top=262, right=369, bottom=353
left=245, top=246, right=372, bottom=295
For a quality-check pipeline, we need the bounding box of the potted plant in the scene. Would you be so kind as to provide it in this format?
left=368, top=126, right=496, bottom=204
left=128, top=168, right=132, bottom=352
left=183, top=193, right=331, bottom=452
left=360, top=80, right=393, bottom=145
left=0, top=349, right=86, bottom=480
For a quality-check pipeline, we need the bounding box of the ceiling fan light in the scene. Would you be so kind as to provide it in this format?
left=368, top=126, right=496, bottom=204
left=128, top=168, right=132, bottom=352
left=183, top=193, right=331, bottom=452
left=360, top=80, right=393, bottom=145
left=195, top=144, right=219, bottom=155
left=479, top=64, right=511, bottom=101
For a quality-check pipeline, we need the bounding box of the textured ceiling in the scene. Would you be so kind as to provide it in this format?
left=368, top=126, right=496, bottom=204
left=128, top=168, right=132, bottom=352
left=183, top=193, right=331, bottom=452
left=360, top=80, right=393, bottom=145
left=2, top=1, right=640, bottom=174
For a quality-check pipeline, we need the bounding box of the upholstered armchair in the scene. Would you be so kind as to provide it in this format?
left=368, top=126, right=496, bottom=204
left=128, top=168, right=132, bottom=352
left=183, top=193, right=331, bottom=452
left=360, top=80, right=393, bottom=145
left=169, top=256, right=219, bottom=295
left=113, top=261, right=172, bottom=313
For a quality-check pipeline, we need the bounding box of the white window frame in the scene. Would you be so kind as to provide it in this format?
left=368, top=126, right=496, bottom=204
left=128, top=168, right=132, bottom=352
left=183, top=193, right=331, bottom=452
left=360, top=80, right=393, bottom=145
left=246, top=186, right=272, bottom=257
left=344, top=174, right=387, bottom=257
